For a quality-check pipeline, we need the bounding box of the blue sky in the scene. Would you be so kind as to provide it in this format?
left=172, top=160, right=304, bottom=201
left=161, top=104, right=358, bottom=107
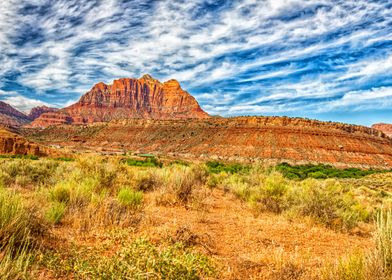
left=0, top=0, right=391, bottom=126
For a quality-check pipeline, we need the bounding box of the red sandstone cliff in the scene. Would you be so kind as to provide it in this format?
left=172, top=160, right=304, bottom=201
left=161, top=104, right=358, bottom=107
left=0, top=128, right=44, bottom=156
left=30, top=75, right=209, bottom=127
left=373, top=123, right=392, bottom=137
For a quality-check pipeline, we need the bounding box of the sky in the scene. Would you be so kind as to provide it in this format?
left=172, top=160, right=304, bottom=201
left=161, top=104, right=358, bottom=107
left=0, top=0, right=391, bottom=126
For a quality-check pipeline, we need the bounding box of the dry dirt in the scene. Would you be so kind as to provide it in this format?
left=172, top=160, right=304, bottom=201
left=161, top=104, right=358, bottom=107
left=46, top=189, right=372, bottom=279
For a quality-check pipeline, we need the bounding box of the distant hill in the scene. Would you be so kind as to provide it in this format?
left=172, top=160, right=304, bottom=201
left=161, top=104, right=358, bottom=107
left=27, top=105, right=59, bottom=120
left=0, top=101, right=30, bottom=126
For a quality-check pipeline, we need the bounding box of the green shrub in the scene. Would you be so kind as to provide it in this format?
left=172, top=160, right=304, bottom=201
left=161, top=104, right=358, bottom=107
left=288, top=179, right=368, bottom=229
left=276, top=163, right=390, bottom=180
left=206, top=160, right=249, bottom=174
left=117, top=188, right=143, bottom=209
left=45, top=202, right=67, bottom=225
left=124, top=157, right=163, bottom=168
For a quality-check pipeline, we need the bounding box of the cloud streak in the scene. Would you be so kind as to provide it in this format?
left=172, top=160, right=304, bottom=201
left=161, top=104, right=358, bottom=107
left=0, top=0, right=391, bottom=125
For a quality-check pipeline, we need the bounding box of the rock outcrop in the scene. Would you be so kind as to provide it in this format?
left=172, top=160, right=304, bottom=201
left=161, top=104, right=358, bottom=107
left=373, top=123, right=392, bottom=137
left=0, top=101, right=30, bottom=126
left=22, top=116, right=392, bottom=169
left=28, top=106, right=59, bottom=120
left=30, top=75, right=209, bottom=127
left=0, top=128, right=44, bottom=156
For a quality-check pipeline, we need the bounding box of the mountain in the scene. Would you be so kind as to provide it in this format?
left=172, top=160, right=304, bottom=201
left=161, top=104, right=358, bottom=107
left=373, top=123, right=392, bottom=137
left=30, top=75, right=209, bottom=127
left=23, top=116, right=392, bottom=169
left=0, top=101, right=30, bottom=126
left=28, top=106, right=59, bottom=120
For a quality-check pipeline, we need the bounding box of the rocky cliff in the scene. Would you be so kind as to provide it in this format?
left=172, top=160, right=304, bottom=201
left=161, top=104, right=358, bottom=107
left=372, top=123, right=392, bottom=137
left=22, top=116, right=392, bottom=169
left=0, top=101, right=30, bottom=126
left=0, top=128, right=44, bottom=156
left=28, top=106, right=59, bottom=120
left=30, top=75, right=209, bottom=127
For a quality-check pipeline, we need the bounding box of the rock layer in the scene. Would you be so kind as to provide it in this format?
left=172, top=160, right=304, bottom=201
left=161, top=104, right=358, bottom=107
left=30, top=75, right=209, bottom=127
left=22, top=116, right=392, bottom=169
left=372, top=123, right=392, bottom=137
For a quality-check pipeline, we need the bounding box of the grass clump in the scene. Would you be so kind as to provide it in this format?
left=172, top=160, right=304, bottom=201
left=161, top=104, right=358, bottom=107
left=276, top=162, right=390, bottom=180
left=0, top=188, right=38, bottom=279
left=45, top=202, right=67, bottom=225
left=0, top=188, right=33, bottom=249
left=117, top=188, right=143, bottom=209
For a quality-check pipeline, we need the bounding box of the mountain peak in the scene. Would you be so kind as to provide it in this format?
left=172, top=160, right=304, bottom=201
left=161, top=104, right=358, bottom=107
left=164, top=79, right=181, bottom=89
left=140, top=74, right=160, bottom=83
left=31, top=76, right=209, bottom=127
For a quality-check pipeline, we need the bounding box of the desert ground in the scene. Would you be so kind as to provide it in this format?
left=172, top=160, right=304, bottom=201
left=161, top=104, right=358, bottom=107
left=2, top=154, right=392, bottom=279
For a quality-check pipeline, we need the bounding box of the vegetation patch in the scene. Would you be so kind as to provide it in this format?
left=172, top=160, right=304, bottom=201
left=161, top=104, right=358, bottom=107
left=206, top=160, right=250, bottom=174
left=123, top=157, right=163, bottom=168
left=276, top=162, right=391, bottom=180
left=41, top=239, right=216, bottom=279
left=0, top=154, right=39, bottom=160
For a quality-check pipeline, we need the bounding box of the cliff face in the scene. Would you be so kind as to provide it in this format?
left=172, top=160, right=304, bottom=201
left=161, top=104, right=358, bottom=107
left=373, top=123, right=392, bottom=137
left=31, top=75, right=209, bottom=127
left=28, top=106, right=59, bottom=120
left=0, top=129, right=43, bottom=156
left=0, top=101, right=30, bottom=126
left=23, top=116, right=392, bottom=169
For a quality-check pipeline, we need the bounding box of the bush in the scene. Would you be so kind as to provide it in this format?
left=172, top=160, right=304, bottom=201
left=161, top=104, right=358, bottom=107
left=124, top=157, right=163, bottom=168
left=117, top=188, right=143, bottom=209
left=288, top=179, right=369, bottom=229
left=136, top=172, right=161, bottom=192
left=206, top=160, right=249, bottom=174
left=276, top=163, right=390, bottom=180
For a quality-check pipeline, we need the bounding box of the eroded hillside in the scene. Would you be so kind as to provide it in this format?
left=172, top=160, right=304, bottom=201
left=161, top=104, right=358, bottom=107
left=22, top=116, right=392, bottom=169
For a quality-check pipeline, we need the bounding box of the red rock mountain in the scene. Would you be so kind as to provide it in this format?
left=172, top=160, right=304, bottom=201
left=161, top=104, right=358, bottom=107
left=28, top=106, right=59, bottom=120
left=31, top=75, right=209, bottom=127
left=373, top=123, right=392, bottom=137
left=0, top=101, right=30, bottom=126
